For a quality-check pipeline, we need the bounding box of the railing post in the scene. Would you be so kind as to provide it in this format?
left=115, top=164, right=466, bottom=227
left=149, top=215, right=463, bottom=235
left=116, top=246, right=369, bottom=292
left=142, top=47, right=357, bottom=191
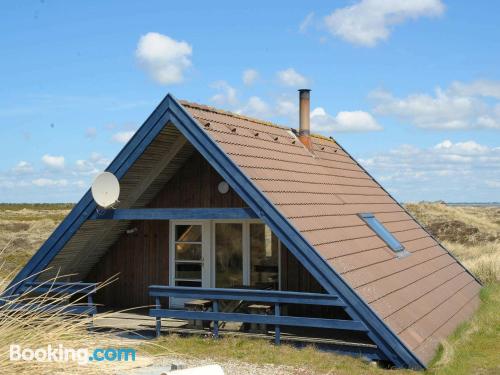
left=213, top=300, right=219, bottom=338
left=87, top=293, right=94, bottom=332
left=155, top=296, right=161, bottom=338
left=274, top=303, right=281, bottom=345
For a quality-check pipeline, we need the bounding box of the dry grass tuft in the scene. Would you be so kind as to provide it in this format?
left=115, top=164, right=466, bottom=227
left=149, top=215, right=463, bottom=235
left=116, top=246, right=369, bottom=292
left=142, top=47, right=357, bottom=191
left=0, top=249, right=153, bottom=374
left=405, top=203, right=500, bottom=284
left=443, top=241, right=500, bottom=284
left=0, top=205, right=70, bottom=278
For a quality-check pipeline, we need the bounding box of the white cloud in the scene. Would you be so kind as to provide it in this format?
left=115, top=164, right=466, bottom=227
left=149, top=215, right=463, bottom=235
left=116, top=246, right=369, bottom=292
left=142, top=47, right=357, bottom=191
left=357, top=139, right=500, bottom=201
left=42, top=154, right=65, bottom=170
left=85, top=127, right=97, bottom=139
left=275, top=97, right=298, bottom=117
left=238, top=96, right=270, bottom=117
left=13, top=161, right=34, bottom=174
left=89, top=152, right=110, bottom=167
left=324, top=0, right=445, bottom=47
left=434, top=140, right=490, bottom=155
left=112, top=131, right=135, bottom=144
left=299, top=12, right=315, bottom=33
left=371, top=81, right=500, bottom=130
left=74, top=180, right=87, bottom=189
left=242, top=69, right=259, bottom=86
left=75, top=160, right=98, bottom=175
left=210, top=81, right=238, bottom=107
left=277, top=68, right=308, bottom=87
left=0, top=153, right=114, bottom=201
left=32, top=178, right=68, bottom=187
left=311, top=107, right=382, bottom=133
left=136, top=32, right=192, bottom=85
left=450, top=80, right=500, bottom=99
left=74, top=153, right=110, bottom=176
left=485, top=180, right=500, bottom=188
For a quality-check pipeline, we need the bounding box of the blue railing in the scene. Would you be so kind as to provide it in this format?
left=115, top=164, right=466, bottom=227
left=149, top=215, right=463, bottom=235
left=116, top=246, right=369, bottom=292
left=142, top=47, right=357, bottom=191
left=149, top=286, right=368, bottom=344
left=8, top=281, right=97, bottom=318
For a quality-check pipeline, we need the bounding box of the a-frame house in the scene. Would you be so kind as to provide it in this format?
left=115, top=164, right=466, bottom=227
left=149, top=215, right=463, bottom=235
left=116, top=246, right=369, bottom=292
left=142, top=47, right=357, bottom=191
left=4, top=92, right=481, bottom=369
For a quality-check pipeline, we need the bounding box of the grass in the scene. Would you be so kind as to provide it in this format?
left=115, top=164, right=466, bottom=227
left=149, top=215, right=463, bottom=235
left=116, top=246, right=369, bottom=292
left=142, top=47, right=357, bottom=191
left=404, top=202, right=500, bottom=243
left=428, top=283, right=500, bottom=375
left=0, top=257, right=152, bottom=374
left=405, top=202, right=500, bottom=283
left=0, top=205, right=71, bottom=278
left=142, top=283, right=500, bottom=374
left=0, top=202, right=498, bottom=374
left=444, top=241, right=499, bottom=284
left=146, top=334, right=410, bottom=375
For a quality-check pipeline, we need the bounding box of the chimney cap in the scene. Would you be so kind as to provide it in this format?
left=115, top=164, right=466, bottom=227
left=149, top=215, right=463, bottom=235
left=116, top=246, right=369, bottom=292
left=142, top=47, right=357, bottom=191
left=298, top=89, right=311, bottom=100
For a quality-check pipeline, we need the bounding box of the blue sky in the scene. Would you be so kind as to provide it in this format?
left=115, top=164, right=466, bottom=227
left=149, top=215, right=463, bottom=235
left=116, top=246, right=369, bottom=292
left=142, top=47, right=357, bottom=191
left=1, top=0, right=499, bottom=203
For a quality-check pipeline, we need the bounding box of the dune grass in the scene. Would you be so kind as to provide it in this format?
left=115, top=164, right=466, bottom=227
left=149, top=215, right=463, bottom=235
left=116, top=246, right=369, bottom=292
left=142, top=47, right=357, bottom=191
left=0, top=205, right=71, bottom=278
left=444, top=241, right=500, bottom=284
left=405, top=203, right=500, bottom=284
left=0, top=262, right=152, bottom=374
left=143, top=283, right=500, bottom=374
left=404, top=203, right=500, bottom=239
left=0, top=203, right=498, bottom=374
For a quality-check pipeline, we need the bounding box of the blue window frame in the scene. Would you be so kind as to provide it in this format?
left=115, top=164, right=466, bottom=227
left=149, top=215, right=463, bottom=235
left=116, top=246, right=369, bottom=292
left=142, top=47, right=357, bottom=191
left=359, top=213, right=405, bottom=253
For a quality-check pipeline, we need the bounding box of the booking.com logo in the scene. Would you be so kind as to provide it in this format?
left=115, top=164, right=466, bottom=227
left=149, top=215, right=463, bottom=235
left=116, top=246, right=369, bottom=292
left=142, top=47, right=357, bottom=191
left=9, top=344, right=136, bottom=365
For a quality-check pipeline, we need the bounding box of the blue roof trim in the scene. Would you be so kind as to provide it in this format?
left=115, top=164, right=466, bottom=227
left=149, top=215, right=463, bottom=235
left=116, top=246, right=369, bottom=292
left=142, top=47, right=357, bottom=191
left=4, top=94, right=424, bottom=369
left=89, top=208, right=258, bottom=220
left=3, top=95, right=175, bottom=298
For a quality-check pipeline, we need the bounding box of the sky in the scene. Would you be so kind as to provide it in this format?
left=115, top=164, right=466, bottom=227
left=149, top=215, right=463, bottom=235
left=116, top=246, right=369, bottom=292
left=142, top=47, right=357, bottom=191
left=1, top=0, right=499, bottom=203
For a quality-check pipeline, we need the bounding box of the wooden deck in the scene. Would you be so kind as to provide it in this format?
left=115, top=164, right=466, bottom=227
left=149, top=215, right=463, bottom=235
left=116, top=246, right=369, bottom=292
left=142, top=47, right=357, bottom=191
left=93, top=311, right=377, bottom=351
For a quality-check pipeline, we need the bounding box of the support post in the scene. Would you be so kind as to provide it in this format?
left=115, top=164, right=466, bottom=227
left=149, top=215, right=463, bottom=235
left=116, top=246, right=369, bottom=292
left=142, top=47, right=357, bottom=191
left=87, top=294, right=94, bottom=332
left=213, top=300, right=219, bottom=338
left=274, top=303, right=281, bottom=345
left=156, top=296, right=161, bottom=338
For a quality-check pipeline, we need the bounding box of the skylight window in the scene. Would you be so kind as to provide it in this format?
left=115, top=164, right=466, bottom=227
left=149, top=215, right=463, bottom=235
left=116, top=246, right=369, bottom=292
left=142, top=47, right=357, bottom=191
left=359, top=213, right=405, bottom=253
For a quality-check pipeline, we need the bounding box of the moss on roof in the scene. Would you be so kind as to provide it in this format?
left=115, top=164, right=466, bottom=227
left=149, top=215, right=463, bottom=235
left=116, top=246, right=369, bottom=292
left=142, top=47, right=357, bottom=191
left=180, top=99, right=336, bottom=143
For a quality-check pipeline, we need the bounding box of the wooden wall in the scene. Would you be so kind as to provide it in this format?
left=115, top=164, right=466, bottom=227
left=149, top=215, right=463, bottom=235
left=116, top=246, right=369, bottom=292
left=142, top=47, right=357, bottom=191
left=86, top=151, right=336, bottom=312
left=86, top=220, right=169, bottom=308
left=86, top=151, right=245, bottom=308
left=281, top=246, right=351, bottom=320
left=148, top=152, right=246, bottom=209
left=281, top=245, right=324, bottom=294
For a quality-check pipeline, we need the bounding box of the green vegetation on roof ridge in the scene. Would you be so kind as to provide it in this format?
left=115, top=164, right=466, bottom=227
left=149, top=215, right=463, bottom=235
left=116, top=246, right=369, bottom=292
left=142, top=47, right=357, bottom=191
left=180, top=100, right=286, bottom=130
left=180, top=99, right=337, bottom=144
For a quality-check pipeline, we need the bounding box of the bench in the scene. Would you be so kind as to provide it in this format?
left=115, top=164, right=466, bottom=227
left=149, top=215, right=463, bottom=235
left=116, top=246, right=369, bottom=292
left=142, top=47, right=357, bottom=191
left=185, top=299, right=213, bottom=329
left=247, top=304, right=272, bottom=333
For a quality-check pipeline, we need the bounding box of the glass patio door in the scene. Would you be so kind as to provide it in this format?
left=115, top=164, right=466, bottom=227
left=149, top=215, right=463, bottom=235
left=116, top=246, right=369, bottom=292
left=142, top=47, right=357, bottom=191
left=214, top=223, right=244, bottom=288
left=170, top=221, right=210, bottom=308
left=213, top=222, right=280, bottom=290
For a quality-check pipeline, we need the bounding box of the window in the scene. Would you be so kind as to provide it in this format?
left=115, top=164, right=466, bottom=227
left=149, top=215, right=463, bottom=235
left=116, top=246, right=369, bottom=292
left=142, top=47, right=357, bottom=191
left=359, top=213, right=405, bottom=253
left=212, top=221, right=280, bottom=290
left=249, top=224, right=279, bottom=289
left=174, top=224, right=203, bottom=287
left=215, top=223, right=243, bottom=288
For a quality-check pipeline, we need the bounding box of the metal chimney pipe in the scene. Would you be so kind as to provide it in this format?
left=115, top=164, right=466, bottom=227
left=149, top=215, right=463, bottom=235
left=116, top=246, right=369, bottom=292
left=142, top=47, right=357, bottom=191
left=298, top=89, right=312, bottom=150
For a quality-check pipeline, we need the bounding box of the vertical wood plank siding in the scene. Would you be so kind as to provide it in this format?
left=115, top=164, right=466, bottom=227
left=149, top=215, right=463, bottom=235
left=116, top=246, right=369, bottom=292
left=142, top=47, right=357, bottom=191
left=86, top=152, right=246, bottom=307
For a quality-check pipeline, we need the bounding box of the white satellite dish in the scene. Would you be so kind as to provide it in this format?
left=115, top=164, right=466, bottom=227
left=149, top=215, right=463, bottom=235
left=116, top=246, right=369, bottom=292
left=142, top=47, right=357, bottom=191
left=91, top=172, right=120, bottom=208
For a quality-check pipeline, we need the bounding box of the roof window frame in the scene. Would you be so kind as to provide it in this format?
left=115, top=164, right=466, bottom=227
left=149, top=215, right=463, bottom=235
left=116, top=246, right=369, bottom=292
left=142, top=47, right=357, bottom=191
left=359, top=213, right=409, bottom=257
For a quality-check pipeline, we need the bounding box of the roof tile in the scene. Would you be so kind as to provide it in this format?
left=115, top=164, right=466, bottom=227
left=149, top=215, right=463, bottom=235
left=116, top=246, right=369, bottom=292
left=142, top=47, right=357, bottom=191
left=180, top=100, right=481, bottom=365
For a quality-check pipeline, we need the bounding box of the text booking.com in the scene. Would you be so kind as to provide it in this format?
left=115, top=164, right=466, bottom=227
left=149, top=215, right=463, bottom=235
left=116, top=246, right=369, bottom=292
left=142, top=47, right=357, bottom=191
left=9, top=344, right=136, bottom=365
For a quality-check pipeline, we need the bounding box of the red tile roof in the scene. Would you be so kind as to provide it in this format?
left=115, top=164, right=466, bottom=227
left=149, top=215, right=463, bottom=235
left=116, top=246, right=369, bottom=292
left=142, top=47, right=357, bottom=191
left=181, top=100, right=481, bottom=364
